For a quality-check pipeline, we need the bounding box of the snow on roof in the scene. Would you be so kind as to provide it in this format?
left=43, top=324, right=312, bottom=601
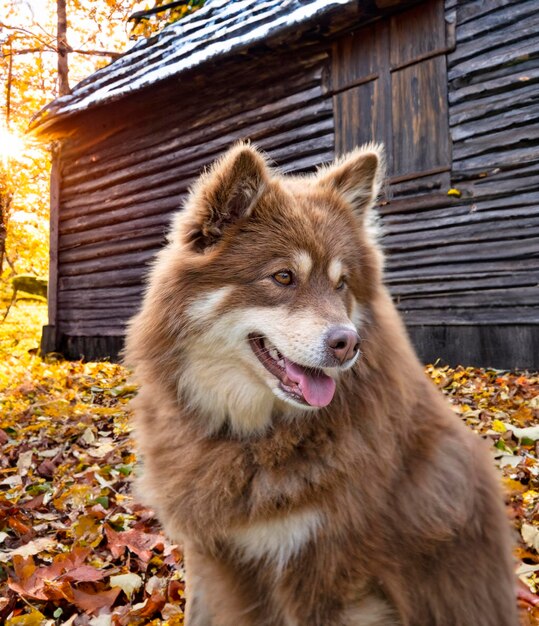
left=33, top=0, right=356, bottom=131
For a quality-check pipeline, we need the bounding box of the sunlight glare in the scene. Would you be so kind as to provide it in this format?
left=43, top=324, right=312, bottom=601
left=0, top=126, right=25, bottom=167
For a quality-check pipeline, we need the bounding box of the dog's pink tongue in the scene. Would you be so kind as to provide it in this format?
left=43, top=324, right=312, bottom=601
left=284, top=360, right=336, bottom=407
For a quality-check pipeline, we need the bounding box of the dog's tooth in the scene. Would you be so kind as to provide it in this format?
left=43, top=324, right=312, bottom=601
left=277, top=359, right=285, bottom=368
left=269, top=348, right=279, bottom=361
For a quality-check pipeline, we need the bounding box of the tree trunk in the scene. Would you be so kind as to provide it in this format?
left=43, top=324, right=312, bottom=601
left=0, top=174, right=11, bottom=275
left=57, top=0, right=70, bottom=95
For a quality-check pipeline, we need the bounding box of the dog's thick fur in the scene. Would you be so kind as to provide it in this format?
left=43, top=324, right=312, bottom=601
left=125, top=143, right=518, bottom=626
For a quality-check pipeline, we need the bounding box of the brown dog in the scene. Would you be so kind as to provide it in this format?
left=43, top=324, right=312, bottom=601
left=125, top=143, right=518, bottom=625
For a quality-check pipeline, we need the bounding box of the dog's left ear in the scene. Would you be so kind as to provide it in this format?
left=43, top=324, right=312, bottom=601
left=186, top=143, right=269, bottom=252
left=317, top=144, right=384, bottom=217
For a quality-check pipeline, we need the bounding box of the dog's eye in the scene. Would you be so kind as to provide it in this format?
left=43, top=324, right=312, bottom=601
left=272, top=270, right=294, bottom=286
left=336, top=276, right=347, bottom=290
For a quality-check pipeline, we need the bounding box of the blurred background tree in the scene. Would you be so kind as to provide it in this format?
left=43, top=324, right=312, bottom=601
left=0, top=0, right=205, bottom=296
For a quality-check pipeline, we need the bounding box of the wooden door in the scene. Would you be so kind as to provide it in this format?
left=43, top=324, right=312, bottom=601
left=332, top=0, right=450, bottom=188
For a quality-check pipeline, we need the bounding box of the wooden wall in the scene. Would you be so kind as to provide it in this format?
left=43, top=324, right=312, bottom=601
left=48, top=49, right=335, bottom=359
left=45, top=0, right=539, bottom=367
left=333, top=0, right=539, bottom=368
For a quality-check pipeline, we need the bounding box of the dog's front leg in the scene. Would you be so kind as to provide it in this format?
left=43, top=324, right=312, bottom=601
left=183, top=541, right=261, bottom=626
left=184, top=574, right=213, bottom=626
left=184, top=542, right=216, bottom=626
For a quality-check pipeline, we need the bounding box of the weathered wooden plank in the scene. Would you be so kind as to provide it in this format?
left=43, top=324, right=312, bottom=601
left=331, top=20, right=387, bottom=92
left=453, top=125, right=539, bottom=160
left=58, top=323, right=126, bottom=337
left=59, top=268, right=145, bottom=291
left=448, top=36, right=539, bottom=84
left=388, top=272, right=539, bottom=295
left=59, top=234, right=163, bottom=264
left=457, top=173, right=539, bottom=200
left=396, top=286, right=539, bottom=309
left=389, top=0, right=445, bottom=67
left=450, top=84, right=539, bottom=128
left=392, top=55, right=450, bottom=176
left=472, top=160, right=539, bottom=182
left=59, top=248, right=157, bottom=277
left=60, top=196, right=181, bottom=232
left=386, top=236, right=539, bottom=269
left=408, top=325, right=539, bottom=370
left=385, top=257, right=539, bottom=280
left=334, top=79, right=387, bottom=157
left=456, top=0, right=513, bottom=26
left=449, top=69, right=539, bottom=109
left=58, top=296, right=142, bottom=310
left=379, top=194, right=455, bottom=216
left=452, top=145, right=539, bottom=176
left=58, top=285, right=144, bottom=303
left=281, top=150, right=335, bottom=173
left=383, top=205, right=539, bottom=237
left=58, top=307, right=138, bottom=321
left=400, top=307, right=539, bottom=325
left=61, top=180, right=189, bottom=222
left=59, top=214, right=172, bottom=250
left=451, top=22, right=539, bottom=75
left=451, top=101, right=539, bottom=142
left=61, top=155, right=210, bottom=210
left=455, top=0, right=539, bottom=43
left=384, top=222, right=539, bottom=252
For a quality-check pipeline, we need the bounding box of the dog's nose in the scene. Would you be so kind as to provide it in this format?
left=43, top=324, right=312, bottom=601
left=326, top=327, right=360, bottom=364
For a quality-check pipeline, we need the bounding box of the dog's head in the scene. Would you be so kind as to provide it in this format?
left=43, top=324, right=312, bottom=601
left=132, top=143, right=385, bottom=433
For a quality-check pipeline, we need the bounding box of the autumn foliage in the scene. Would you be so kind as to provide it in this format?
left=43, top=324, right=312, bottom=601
left=0, top=301, right=536, bottom=624
left=0, top=0, right=206, bottom=291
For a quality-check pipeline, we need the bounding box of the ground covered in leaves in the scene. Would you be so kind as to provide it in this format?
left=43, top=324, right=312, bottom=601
left=0, top=301, right=538, bottom=625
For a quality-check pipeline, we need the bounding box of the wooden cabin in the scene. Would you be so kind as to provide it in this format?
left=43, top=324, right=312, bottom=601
left=33, top=0, right=539, bottom=368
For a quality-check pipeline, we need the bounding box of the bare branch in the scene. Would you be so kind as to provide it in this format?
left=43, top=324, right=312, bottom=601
left=0, top=22, right=57, bottom=52
left=2, top=47, right=49, bottom=56
left=70, top=48, right=122, bottom=60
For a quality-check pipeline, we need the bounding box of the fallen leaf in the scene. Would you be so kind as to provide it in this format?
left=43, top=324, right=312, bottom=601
left=504, top=425, right=539, bottom=441
left=0, top=536, right=56, bottom=563
left=5, top=609, right=48, bottom=626
left=522, top=523, right=539, bottom=552
left=72, top=585, right=121, bottom=615
left=110, top=572, right=143, bottom=599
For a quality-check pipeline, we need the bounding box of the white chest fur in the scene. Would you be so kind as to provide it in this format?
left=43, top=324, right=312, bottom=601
left=229, top=509, right=322, bottom=571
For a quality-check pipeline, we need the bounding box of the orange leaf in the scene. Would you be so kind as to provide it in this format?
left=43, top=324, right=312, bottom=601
left=71, top=585, right=121, bottom=615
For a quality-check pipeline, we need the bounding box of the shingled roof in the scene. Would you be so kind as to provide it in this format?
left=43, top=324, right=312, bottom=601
left=32, top=0, right=357, bottom=132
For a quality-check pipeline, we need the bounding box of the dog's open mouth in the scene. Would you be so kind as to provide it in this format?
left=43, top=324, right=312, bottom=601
left=248, top=334, right=336, bottom=408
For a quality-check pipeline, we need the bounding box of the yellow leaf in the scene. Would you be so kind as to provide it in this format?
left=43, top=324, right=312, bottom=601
left=6, top=609, right=47, bottom=626
left=492, top=419, right=507, bottom=433
left=523, top=490, right=539, bottom=506
left=502, top=477, right=526, bottom=494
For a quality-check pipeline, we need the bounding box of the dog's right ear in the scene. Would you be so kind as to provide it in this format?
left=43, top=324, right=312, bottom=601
left=184, top=143, right=268, bottom=252
left=316, top=144, right=384, bottom=219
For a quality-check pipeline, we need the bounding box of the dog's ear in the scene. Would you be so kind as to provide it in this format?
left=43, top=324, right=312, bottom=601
left=185, top=143, right=269, bottom=252
left=317, top=144, right=384, bottom=217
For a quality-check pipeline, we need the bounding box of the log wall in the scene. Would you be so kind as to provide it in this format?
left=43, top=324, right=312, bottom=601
left=52, top=49, right=335, bottom=358
left=380, top=0, right=539, bottom=368
left=46, top=0, right=539, bottom=367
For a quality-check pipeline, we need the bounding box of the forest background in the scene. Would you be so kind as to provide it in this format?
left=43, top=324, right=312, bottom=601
left=0, top=0, right=201, bottom=291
